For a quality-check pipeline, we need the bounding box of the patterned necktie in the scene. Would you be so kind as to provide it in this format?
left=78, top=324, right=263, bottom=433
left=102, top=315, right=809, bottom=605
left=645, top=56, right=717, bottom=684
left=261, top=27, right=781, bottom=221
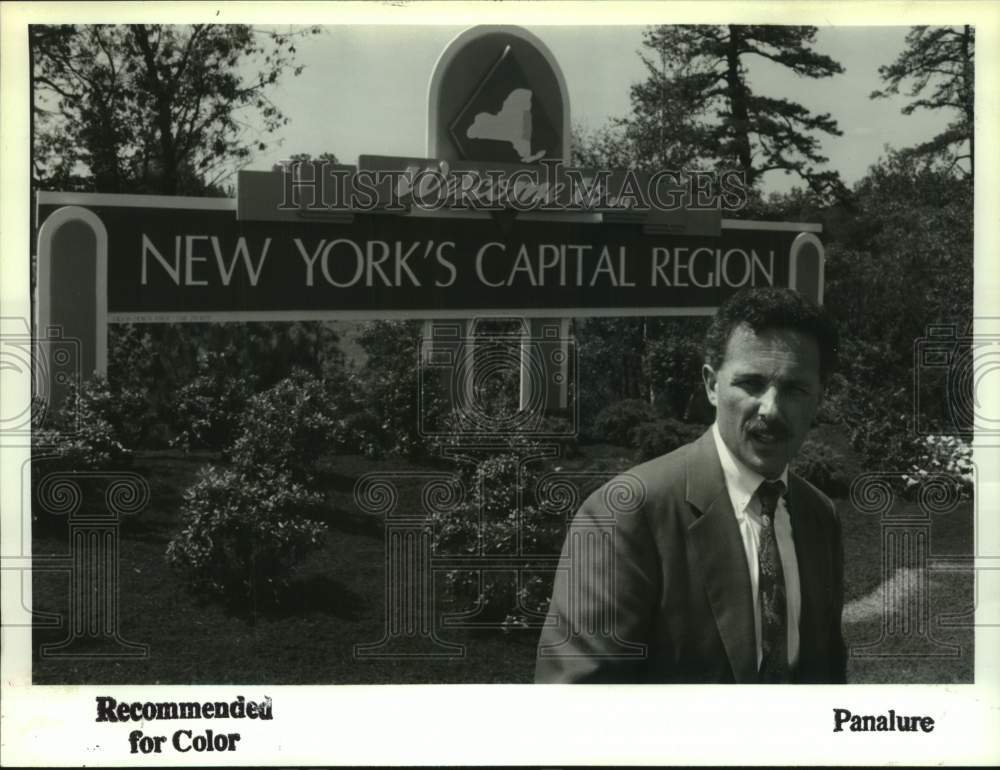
left=757, top=479, right=790, bottom=683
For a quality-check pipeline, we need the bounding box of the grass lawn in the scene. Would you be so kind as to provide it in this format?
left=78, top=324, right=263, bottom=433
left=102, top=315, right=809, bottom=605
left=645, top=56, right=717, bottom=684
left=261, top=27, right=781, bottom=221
left=838, top=492, right=975, bottom=684
left=32, top=440, right=974, bottom=684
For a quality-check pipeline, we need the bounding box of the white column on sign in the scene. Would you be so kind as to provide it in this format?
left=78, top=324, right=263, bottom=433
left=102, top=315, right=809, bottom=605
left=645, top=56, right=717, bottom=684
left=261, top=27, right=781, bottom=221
left=559, top=317, right=571, bottom=410
left=36, top=206, right=109, bottom=377
left=519, top=318, right=532, bottom=412
left=420, top=319, right=434, bottom=364
left=464, top=317, right=477, bottom=412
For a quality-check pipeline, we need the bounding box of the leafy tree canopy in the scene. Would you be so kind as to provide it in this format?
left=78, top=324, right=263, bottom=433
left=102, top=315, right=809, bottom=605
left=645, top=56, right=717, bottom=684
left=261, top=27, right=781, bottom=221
left=32, top=24, right=321, bottom=195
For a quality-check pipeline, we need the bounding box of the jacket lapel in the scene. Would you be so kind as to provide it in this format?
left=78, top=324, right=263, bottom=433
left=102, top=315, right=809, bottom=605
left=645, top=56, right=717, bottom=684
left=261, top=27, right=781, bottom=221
left=684, top=431, right=757, bottom=683
left=787, top=474, right=825, bottom=673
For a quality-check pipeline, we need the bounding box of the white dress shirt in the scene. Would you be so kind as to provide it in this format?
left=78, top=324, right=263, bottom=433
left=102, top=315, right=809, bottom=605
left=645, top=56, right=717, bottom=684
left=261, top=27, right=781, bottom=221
left=711, top=423, right=801, bottom=668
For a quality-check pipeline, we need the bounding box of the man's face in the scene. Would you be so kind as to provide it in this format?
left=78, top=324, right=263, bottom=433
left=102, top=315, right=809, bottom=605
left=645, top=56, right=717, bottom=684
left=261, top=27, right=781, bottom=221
left=702, top=324, right=823, bottom=479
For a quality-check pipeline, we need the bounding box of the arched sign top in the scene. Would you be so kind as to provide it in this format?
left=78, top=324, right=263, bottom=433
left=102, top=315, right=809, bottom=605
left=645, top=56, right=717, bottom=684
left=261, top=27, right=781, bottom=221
left=427, top=26, right=571, bottom=164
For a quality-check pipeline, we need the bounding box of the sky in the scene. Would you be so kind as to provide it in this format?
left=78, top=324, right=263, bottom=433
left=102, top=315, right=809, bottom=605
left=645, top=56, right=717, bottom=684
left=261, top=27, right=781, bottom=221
left=245, top=24, right=954, bottom=195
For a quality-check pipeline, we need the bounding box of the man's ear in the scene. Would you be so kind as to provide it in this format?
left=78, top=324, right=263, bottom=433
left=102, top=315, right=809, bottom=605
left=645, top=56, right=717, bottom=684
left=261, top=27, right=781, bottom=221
left=702, top=363, right=719, bottom=408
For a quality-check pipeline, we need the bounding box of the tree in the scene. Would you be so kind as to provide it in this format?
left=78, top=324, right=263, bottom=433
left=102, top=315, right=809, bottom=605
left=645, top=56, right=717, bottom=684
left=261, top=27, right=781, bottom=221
left=272, top=151, right=341, bottom=170
left=571, top=124, right=633, bottom=170
left=31, top=25, right=337, bottom=446
left=623, top=32, right=713, bottom=172
left=826, top=151, right=972, bottom=348
left=32, top=24, right=320, bottom=195
left=626, top=26, right=845, bottom=198
left=822, top=151, right=973, bottom=464
left=870, top=26, right=974, bottom=176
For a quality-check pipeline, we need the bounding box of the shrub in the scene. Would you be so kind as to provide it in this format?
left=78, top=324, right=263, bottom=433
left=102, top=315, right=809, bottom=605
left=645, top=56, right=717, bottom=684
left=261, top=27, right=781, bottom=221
left=72, top=375, right=151, bottom=449
left=227, top=370, right=342, bottom=483
left=846, top=390, right=917, bottom=472
left=319, top=366, right=386, bottom=459
left=432, top=453, right=566, bottom=625
left=108, top=322, right=348, bottom=447
left=827, top=337, right=920, bottom=471
left=593, top=399, right=658, bottom=447
left=791, top=439, right=852, bottom=498
left=165, top=466, right=327, bottom=607
left=31, top=378, right=146, bottom=535
left=814, top=371, right=848, bottom=426
left=357, top=320, right=436, bottom=459
left=32, top=377, right=137, bottom=470
left=644, top=319, right=708, bottom=419
left=435, top=562, right=556, bottom=631
left=337, top=406, right=385, bottom=459
left=170, top=349, right=258, bottom=451
left=32, top=419, right=129, bottom=472
left=573, top=317, right=646, bottom=440
left=32, top=419, right=132, bottom=535
left=508, top=415, right=582, bottom=459
left=430, top=412, right=582, bottom=459
left=901, top=434, right=974, bottom=501
left=631, top=418, right=706, bottom=462
left=108, top=323, right=179, bottom=447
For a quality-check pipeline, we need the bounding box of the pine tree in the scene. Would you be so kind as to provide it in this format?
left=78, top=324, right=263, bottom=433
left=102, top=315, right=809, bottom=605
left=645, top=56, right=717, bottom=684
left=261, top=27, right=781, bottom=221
left=870, top=25, right=974, bottom=176
left=625, top=25, right=845, bottom=198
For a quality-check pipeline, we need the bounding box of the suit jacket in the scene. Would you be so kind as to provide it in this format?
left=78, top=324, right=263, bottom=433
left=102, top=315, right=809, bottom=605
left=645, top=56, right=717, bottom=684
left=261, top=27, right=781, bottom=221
left=535, top=429, right=846, bottom=684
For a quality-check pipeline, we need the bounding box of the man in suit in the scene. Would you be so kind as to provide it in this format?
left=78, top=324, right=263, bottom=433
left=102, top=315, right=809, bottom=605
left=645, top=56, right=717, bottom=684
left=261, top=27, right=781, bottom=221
left=535, top=287, right=846, bottom=684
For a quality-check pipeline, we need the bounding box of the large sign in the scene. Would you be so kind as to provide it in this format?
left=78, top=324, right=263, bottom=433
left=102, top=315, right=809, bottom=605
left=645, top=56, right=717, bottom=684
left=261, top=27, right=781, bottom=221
left=37, top=196, right=822, bottom=321
left=33, top=25, right=824, bottom=413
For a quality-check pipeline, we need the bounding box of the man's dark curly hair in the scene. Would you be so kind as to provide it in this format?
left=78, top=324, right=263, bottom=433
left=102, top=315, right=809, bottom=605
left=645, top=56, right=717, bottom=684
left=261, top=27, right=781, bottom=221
left=703, top=287, right=839, bottom=384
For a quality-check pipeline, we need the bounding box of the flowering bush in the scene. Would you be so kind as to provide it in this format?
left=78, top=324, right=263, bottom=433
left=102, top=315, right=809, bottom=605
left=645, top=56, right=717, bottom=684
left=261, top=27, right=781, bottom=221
left=226, top=368, right=386, bottom=482
left=506, top=415, right=582, bottom=459
left=68, top=375, right=151, bottom=449
left=30, top=377, right=146, bottom=536
left=356, top=320, right=439, bottom=459
left=170, top=348, right=258, bottom=451
left=901, top=434, right=974, bottom=500
left=432, top=453, right=566, bottom=626
left=32, top=377, right=138, bottom=470
left=33, top=419, right=130, bottom=472
left=165, top=466, right=327, bottom=607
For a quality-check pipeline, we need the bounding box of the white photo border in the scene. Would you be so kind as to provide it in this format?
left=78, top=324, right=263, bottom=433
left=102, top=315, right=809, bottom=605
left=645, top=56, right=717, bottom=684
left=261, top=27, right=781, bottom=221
left=2, top=1, right=999, bottom=766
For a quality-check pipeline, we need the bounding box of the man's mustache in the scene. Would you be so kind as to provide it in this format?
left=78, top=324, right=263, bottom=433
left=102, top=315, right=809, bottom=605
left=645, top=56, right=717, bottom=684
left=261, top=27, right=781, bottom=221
left=746, top=420, right=790, bottom=440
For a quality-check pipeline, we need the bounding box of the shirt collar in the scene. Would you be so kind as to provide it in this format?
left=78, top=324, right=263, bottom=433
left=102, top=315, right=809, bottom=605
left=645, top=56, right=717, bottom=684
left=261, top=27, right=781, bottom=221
left=711, top=422, right=789, bottom=519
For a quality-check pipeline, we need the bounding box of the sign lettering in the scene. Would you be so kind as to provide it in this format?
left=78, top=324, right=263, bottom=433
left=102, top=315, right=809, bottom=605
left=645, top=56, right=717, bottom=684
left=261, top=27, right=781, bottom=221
left=39, top=203, right=808, bottom=316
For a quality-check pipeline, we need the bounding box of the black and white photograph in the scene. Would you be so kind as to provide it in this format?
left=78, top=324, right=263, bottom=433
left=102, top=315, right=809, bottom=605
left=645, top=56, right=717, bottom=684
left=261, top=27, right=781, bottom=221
left=1, top=1, right=998, bottom=766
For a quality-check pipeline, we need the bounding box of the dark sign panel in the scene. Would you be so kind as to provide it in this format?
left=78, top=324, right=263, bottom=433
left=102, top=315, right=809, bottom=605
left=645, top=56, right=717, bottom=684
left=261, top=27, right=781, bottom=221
left=38, top=203, right=802, bottom=318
